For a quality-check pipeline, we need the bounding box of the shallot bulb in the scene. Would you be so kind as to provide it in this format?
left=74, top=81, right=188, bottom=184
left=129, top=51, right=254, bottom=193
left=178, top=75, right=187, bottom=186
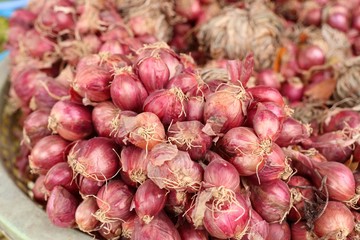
left=75, top=197, right=99, bottom=233
left=44, top=162, right=77, bottom=194
left=297, top=44, right=325, bottom=70
left=29, top=135, right=69, bottom=175
left=135, top=56, right=170, bottom=93
left=48, top=100, right=94, bottom=141
left=247, top=86, right=285, bottom=107
left=203, top=84, right=250, bottom=134
left=127, top=112, right=166, bottom=151
left=143, top=87, right=188, bottom=125
left=77, top=176, right=104, bottom=197
left=46, top=186, right=78, bottom=228
left=242, top=209, right=269, bottom=240
left=287, top=176, right=314, bottom=222
left=323, top=109, right=360, bottom=132
left=132, top=211, right=181, bottom=240
left=178, top=221, right=208, bottom=240
left=256, top=69, right=282, bottom=89
left=203, top=156, right=240, bottom=191
left=313, top=201, right=355, bottom=239
left=132, top=179, right=167, bottom=223
left=275, top=117, right=311, bottom=147
left=92, top=101, right=120, bottom=138
left=167, top=120, right=212, bottom=160
left=147, top=143, right=203, bottom=192
left=22, top=109, right=51, bottom=148
left=192, top=191, right=250, bottom=239
left=267, top=222, right=291, bottom=240
left=73, top=63, right=113, bottom=103
left=67, top=137, right=120, bottom=181
left=186, top=96, right=205, bottom=122
left=110, top=66, right=148, bottom=112
left=249, top=179, right=292, bottom=223
left=32, top=175, right=47, bottom=204
left=95, top=180, right=133, bottom=223
left=120, top=146, right=149, bottom=186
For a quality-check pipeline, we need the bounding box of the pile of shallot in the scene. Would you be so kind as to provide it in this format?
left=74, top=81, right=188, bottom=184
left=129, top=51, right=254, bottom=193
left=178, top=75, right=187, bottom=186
left=4, top=0, right=360, bottom=239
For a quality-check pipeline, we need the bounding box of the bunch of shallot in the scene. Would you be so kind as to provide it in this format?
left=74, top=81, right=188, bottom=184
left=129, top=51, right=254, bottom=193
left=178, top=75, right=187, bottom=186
left=4, top=0, right=360, bottom=239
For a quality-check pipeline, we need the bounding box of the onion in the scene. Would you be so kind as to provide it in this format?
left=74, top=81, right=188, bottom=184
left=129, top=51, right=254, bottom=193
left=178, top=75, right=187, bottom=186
left=48, top=100, right=94, bottom=141
left=32, top=175, right=47, bottom=204
left=143, top=87, right=188, bottom=125
left=95, top=180, right=133, bottom=222
left=167, top=120, right=212, bottom=160
left=275, top=117, right=311, bottom=147
left=135, top=43, right=183, bottom=80
left=203, top=84, right=250, bottom=134
left=242, top=209, right=269, bottom=240
left=256, top=69, right=282, bottom=90
left=203, top=156, right=240, bottom=191
left=22, top=29, right=57, bottom=59
left=177, top=221, right=208, bottom=240
left=22, top=109, right=51, bottom=148
left=252, top=108, right=281, bottom=141
left=323, top=109, right=360, bottom=133
left=135, top=56, right=170, bottom=93
left=303, top=131, right=353, bottom=163
left=348, top=211, right=360, bottom=238
left=249, top=179, right=292, bottom=223
left=166, top=68, right=204, bottom=96
left=325, top=4, right=351, bottom=32
left=281, top=77, right=304, bottom=103
left=9, top=9, right=36, bottom=28
left=98, top=220, right=122, bottom=240
left=284, top=148, right=359, bottom=203
left=92, top=101, right=120, bottom=137
left=133, top=179, right=167, bottom=223
left=99, top=40, right=126, bottom=55
left=75, top=197, right=99, bottom=233
left=128, top=112, right=166, bottom=151
left=29, top=135, right=69, bottom=174
left=186, top=96, right=204, bottom=122
left=44, top=162, right=77, bottom=194
left=291, top=221, right=316, bottom=240
left=121, top=214, right=137, bottom=239
left=46, top=186, right=78, bottom=228
left=73, top=64, right=113, bottom=103
left=201, top=192, right=250, bottom=239
left=247, top=102, right=289, bottom=127
left=247, top=86, right=285, bottom=107
left=313, top=201, right=355, bottom=239
left=35, top=0, right=75, bottom=35
left=297, top=44, right=325, bottom=70
left=12, top=68, right=47, bottom=108
left=30, top=77, right=69, bottom=111
left=120, top=146, right=148, bottom=186
left=67, top=137, right=120, bottom=181
left=132, top=211, right=181, bottom=240
left=77, top=176, right=104, bottom=197
left=110, top=110, right=138, bottom=145
left=147, top=143, right=203, bottom=192
left=165, top=190, right=190, bottom=215
left=111, top=67, right=148, bottom=112
left=219, top=127, right=260, bottom=157
left=255, top=143, right=290, bottom=183
left=267, top=222, right=291, bottom=240
left=287, top=176, right=315, bottom=222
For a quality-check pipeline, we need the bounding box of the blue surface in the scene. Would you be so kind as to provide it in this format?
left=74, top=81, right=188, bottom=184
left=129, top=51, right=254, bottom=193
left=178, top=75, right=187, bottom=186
left=0, top=0, right=29, bottom=17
